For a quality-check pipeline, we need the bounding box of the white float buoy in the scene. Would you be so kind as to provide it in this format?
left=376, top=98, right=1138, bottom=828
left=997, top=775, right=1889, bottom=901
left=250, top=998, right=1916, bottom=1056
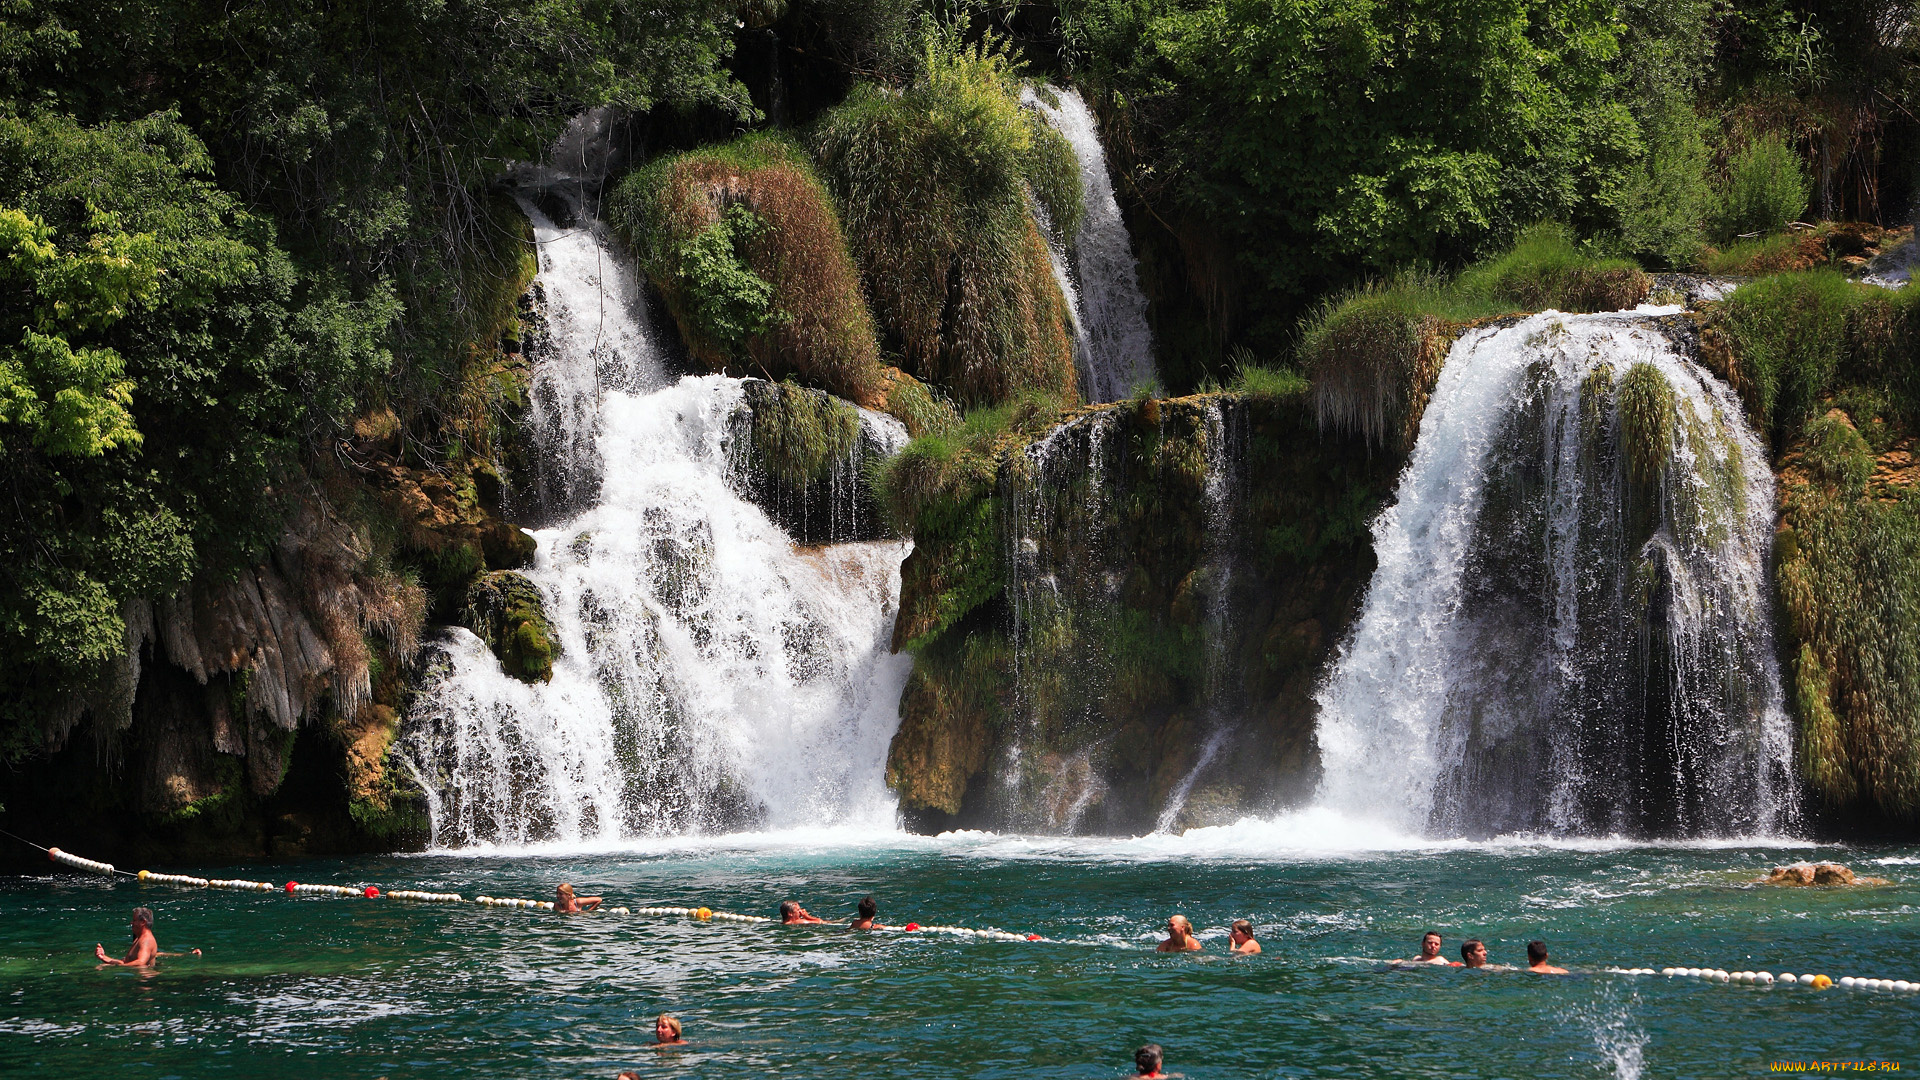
left=1798, top=974, right=1816, bottom=985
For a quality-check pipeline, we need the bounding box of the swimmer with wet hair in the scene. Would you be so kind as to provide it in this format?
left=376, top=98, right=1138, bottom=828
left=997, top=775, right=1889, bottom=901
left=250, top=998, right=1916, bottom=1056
left=1460, top=939, right=1490, bottom=968
left=849, top=895, right=885, bottom=930
left=1526, top=940, right=1567, bottom=974
left=780, top=900, right=825, bottom=924
left=554, top=883, right=602, bottom=913
left=1396, top=930, right=1450, bottom=966
left=651, top=1014, right=686, bottom=1047
left=1157, top=915, right=1203, bottom=952
left=1228, top=919, right=1261, bottom=955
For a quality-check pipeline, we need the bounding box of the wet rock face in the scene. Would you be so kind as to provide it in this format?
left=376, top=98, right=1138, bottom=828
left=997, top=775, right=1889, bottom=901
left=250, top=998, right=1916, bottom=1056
left=885, top=392, right=1396, bottom=834
left=463, top=571, right=560, bottom=684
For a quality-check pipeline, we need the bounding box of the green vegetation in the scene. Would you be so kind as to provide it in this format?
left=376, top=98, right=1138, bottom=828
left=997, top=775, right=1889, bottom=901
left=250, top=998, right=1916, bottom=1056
left=1716, top=270, right=1868, bottom=443
left=813, top=22, right=1079, bottom=407
left=1301, top=224, right=1650, bottom=450
left=1711, top=134, right=1812, bottom=244
left=1619, top=363, right=1677, bottom=484
left=613, top=134, right=900, bottom=409
left=1777, top=418, right=1920, bottom=821
left=740, top=378, right=861, bottom=489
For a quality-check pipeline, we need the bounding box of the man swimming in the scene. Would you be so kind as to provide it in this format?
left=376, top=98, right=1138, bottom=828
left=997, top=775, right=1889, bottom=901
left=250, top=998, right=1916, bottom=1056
left=1526, top=940, right=1568, bottom=974
left=849, top=895, right=885, bottom=930
left=95, top=907, right=196, bottom=967
left=1460, top=939, right=1491, bottom=969
left=1396, top=931, right=1450, bottom=966
left=1228, top=919, right=1261, bottom=955
left=1157, top=915, right=1203, bottom=952
left=554, top=883, right=602, bottom=913
left=780, top=900, right=825, bottom=924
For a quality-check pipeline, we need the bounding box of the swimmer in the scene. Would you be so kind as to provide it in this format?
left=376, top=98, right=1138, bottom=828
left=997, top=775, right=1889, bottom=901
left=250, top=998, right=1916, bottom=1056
left=95, top=907, right=196, bottom=967
left=651, top=1014, right=687, bottom=1047
left=1396, top=930, right=1451, bottom=966
left=554, top=883, right=602, bottom=913
left=849, top=895, right=886, bottom=930
left=780, top=900, right=825, bottom=924
left=1135, top=1043, right=1173, bottom=1078
left=1460, top=938, right=1493, bottom=969
left=1157, top=915, right=1203, bottom=953
left=1228, top=919, right=1261, bottom=955
left=1526, top=940, right=1568, bottom=974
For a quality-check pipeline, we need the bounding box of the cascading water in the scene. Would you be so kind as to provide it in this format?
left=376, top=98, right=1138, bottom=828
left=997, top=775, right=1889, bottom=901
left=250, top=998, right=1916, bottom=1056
left=1314, top=310, right=1795, bottom=839
left=397, top=189, right=913, bottom=847
left=1023, top=86, right=1158, bottom=404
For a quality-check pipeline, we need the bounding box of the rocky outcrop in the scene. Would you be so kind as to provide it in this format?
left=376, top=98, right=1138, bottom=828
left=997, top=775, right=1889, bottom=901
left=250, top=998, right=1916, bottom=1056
left=882, top=389, right=1397, bottom=833
left=1761, top=862, right=1891, bottom=886
left=728, top=378, right=904, bottom=545
left=463, top=571, right=559, bottom=684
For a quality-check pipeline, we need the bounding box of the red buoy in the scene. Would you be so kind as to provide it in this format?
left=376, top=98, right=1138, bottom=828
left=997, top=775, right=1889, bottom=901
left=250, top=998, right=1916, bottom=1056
left=905, top=922, right=920, bottom=931
left=285, top=881, right=298, bottom=893
left=363, top=886, right=380, bottom=898
left=1026, top=934, right=1040, bottom=941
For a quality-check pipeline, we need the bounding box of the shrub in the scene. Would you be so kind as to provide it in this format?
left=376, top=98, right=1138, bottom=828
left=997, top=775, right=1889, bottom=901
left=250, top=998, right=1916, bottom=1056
left=1717, top=270, right=1861, bottom=443
left=1456, top=223, right=1651, bottom=312
left=610, top=133, right=892, bottom=409
left=1712, top=134, right=1811, bottom=244
left=813, top=33, right=1079, bottom=408
left=1614, top=97, right=1714, bottom=267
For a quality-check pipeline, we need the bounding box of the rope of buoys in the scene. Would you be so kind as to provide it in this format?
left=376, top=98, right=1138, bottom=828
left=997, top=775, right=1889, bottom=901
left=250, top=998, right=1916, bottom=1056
left=138, top=871, right=209, bottom=887
left=47, top=847, right=118, bottom=876
left=28, top=838, right=1046, bottom=941
left=1631, top=967, right=1919, bottom=991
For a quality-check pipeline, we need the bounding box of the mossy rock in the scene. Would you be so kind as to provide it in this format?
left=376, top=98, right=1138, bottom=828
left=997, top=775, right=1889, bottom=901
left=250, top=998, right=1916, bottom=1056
left=611, top=133, right=897, bottom=414
left=463, top=571, right=559, bottom=683
left=814, top=56, right=1079, bottom=408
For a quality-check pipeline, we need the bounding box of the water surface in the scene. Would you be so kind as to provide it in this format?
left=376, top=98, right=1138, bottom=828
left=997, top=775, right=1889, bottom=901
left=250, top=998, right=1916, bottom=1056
left=5, top=821, right=1916, bottom=1078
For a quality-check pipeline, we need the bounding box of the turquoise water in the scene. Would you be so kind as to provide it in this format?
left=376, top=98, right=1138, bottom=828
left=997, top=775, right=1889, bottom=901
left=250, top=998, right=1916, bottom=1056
left=4, top=820, right=1918, bottom=1078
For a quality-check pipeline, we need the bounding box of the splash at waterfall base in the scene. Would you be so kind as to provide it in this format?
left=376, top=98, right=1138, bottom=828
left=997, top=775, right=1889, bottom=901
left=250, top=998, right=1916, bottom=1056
left=7, top=833, right=1918, bottom=1079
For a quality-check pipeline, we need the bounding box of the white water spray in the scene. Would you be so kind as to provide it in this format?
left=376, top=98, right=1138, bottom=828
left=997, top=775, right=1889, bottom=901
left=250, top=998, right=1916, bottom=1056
left=398, top=191, right=913, bottom=847
left=1314, top=311, right=1793, bottom=838
left=1023, top=86, right=1158, bottom=403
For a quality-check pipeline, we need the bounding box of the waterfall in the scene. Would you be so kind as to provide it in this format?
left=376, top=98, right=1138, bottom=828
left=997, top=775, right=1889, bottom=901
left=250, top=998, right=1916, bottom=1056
left=1314, top=311, right=1795, bottom=839
left=1023, top=86, right=1158, bottom=404
left=397, top=189, right=913, bottom=847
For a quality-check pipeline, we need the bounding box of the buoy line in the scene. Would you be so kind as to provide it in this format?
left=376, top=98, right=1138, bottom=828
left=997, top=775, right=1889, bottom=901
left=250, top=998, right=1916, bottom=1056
left=28, top=840, right=1918, bottom=968
left=31, top=841, right=1048, bottom=943
left=1607, top=967, right=1919, bottom=992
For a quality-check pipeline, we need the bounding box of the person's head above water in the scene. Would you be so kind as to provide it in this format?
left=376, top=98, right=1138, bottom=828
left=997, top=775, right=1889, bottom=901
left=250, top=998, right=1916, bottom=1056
left=1461, top=939, right=1487, bottom=967
left=1135, top=1044, right=1164, bottom=1077
left=655, top=1014, right=684, bottom=1044
left=780, top=901, right=799, bottom=919
left=857, top=895, right=877, bottom=920
left=131, top=907, right=154, bottom=930
left=1420, top=931, right=1441, bottom=957
left=557, top=884, right=574, bottom=900
left=1527, top=940, right=1548, bottom=964
left=1231, top=919, right=1254, bottom=938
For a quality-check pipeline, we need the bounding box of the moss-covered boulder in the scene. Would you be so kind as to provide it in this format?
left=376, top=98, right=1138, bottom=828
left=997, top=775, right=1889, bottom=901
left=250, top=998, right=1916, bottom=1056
left=612, top=134, right=940, bottom=423
left=813, top=50, right=1079, bottom=408
left=463, top=571, right=559, bottom=684
left=730, top=378, right=901, bottom=543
